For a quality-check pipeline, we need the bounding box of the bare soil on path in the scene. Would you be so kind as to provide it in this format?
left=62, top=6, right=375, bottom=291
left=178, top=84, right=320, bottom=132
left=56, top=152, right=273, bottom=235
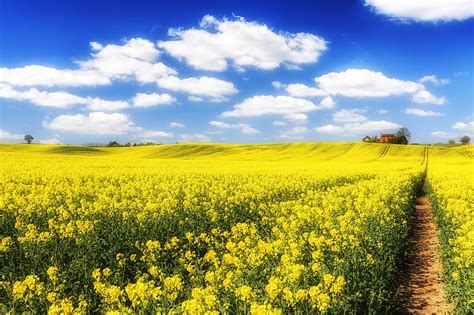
left=395, top=195, right=454, bottom=314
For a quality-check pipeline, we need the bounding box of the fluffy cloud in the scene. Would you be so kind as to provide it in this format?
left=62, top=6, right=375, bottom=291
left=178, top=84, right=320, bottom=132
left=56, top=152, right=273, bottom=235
left=419, top=75, right=450, bottom=86
left=132, top=93, right=176, bottom=108
left=273, top=121, right=287, bottom=127
left=315, top=68, right=423, bottom=97
left=0, top=129, right=24, bottom=142
left=0, top=38, right=175, bottom=87
left=280, top=126, right=311, bottom=139
left=169, top=122, right=185, bottom=128
left=315, top=120, right=401, bottom=134
left=332, top=109, right=367, bottom=122
left=404, top=108, right=445, bottom=117
left=179, top=133, right=211, bottom=142
left=157, top=75, right=237, bottom=100
left=286, top=83, right=327, bottom=97
left=44, top=112, right=137, bottom=134
left=432, top=131, right=457, bottom=138
left=284, top=113, right=308, bottom=124
left=272, top=81, right=286, bottom=89
left=39, top=138, right=62, bottom=144
left=158, top=15, right=327, bottom=71
left=221, top=95, right=325, bottom=118
left=452, top=121, right=474, bottom=132
left=78, top=38, right=176, bottom=84
left=139, top=130, right=174, bottom=138
left=209, top=121, right=260, bottom=134
left=364, top=0, right=474, bottom=22
left=411, top=90, right=445, bottom=105
left=377, top=109, right=388, bottom=114
left=0, top=84, right=129, bottom=110
left=319, top=96, right=336, bottom=109
left=0, top=65, right=110, bottom=87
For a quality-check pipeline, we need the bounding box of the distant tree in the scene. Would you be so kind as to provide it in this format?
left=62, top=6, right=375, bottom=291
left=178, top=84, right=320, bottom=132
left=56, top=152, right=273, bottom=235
left=460, top=135, right=471, bottom=145
left=124, top=142, right=132, bottom=147
left=390, top=128, right=410, bottom=145
left=24, top=134, right=34, bottom=144
left=107, top=141, right=121, bottom=147
left=362, top=136, right=371, bottom=142
left=145, top=142, right=155, bottom=146
left=448, top=139, right=456, bottom=145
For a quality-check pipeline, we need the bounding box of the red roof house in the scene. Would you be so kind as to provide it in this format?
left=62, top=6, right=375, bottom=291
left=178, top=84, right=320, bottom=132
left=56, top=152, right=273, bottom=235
left=380, top=133, right=395, bottom=143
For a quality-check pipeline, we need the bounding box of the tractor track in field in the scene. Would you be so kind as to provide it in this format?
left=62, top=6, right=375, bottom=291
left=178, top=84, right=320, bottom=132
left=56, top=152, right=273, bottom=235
left=372, top=143, right=391, bottom=161
left=395, top=183, right=454, bottom=314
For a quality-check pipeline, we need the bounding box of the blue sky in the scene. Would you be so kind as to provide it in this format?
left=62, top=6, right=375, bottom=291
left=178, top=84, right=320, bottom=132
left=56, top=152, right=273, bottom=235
left=0, top=0, right=473, bottom=144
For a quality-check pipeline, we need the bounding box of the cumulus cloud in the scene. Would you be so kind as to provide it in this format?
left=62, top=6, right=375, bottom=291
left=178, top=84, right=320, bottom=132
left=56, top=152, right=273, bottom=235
left=452, top=121, right=474, bottom=132
left=221, top=95, right=325, bottom=118
left=132, top=93, right=176, bottom=108
left=170, top=122, right=185, bottom=128
left=157, top=75, right=237, bottom=100
left=404, top=108, right=445, bottom=117
left=332, top=109, right=367, bottom=122
left=139, top=130, right=174, bottom=138
left=209, top=120, right=260, bottom=134
left=272, top=81, right=286, bottom=89
left=315, top=68, right=423, bottom=97
left=273, top=121, right=287, bottom=127
left=432, top=131, right=457, bottom=138
left=0, top=129, right=24, bottom=142
left=286, top=83, right=327, bottom=97
left=283, top=113, right=308, bottom=124
left=0, top=65, right=110, bottom=87
left=0, top=38, right=175, bottom=87
left=158, top=15, right=327, bottom=71
left=411, top=90, right=446, bottom=105
left=179, top=133, right=211, bottom=142
left=364, top=0, right=474, bottom=22
left=377, top=109, right=388, bottom=114
left=315, top=120, right=401, bottom=134
left=280, top=126, right=311, bottom=139
left=0, top=84, right=129, bottom=110
left=419, top=75, right=450, bottom=86
left=39, top=138, right=62, bottom=144
left=78, top=38, right=176, bottom=84
left=44, top=112, right=138, bottom=134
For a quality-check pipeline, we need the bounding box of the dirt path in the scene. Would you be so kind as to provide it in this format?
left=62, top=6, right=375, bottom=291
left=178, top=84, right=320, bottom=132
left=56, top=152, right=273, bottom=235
left=396, top=195, right=454, bottom=314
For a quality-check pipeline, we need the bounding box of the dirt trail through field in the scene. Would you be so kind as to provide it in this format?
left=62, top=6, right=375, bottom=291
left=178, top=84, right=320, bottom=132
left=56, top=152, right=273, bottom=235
left=395, top=195, right=454, bottom=314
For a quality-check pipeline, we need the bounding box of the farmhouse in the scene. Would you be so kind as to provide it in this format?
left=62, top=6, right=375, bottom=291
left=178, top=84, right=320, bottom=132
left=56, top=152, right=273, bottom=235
left=380, top=133, right=395, bottom=143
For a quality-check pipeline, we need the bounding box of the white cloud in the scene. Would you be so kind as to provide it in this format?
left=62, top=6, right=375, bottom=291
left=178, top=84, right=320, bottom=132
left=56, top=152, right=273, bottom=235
left=139, top=130, right=174, bottom=138
left=273, top=121, right=287, bottom=127
left=452, top=121, right=474, bottom=133
left=0, top=84, right=86, bottom=109
left=170, top=122, right=185, bottom=128
left=0, top=129, right=24, bottom=142
left=272, top=81, right=286, bottom=89
left=208, top=120, right=260, bottom=134
left=319, top=96, right=336, bottom=109
left=158, top=15, right=327, bottom=71
left=132, top=93, right=176, bottom=108
left=179, top=133, right=211, bottom=142
left=419, top=75, right=450, bottom=86
left=315, top=68, right=423, bottom=97
left=44, top=112, right=137, bottom=135
left=286, top=83, right=327, bottom=97
left=0, top=83, right=129, bottom=110
left=0, top=65, right=110, bottom=87
left=280, top=126, right=311, bottom=139
left=333, top=109, right=367, bottom=122
left=314, top=124, right=345, bottom=134
left=377, top=109, right=388, bottom=114
left=188, top=96, right=204, bottom=102
left=157, top=75, right=237, bottom=100
left=78, top=38, right=176, bottom=84
left=315, top=120, right=401, bottom=134
left=404, top=108, right=445, bottom=117
left=39, top=138, right=62, bottom=144
left=364, top=0, right=474, bottom=22
left=221, top=95, right=324, bottom=118
left=432, top=131, right=457, bottom=138
left=411, top=90, right=446, bottom=105
left=86, top=98, right=129, bottom=111
left=284, top=113, right=308, bottom=124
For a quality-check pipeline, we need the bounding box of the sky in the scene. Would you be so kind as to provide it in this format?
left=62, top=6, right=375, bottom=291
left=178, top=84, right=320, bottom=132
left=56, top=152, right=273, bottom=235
left=0, top=0, right=473, bottom=145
